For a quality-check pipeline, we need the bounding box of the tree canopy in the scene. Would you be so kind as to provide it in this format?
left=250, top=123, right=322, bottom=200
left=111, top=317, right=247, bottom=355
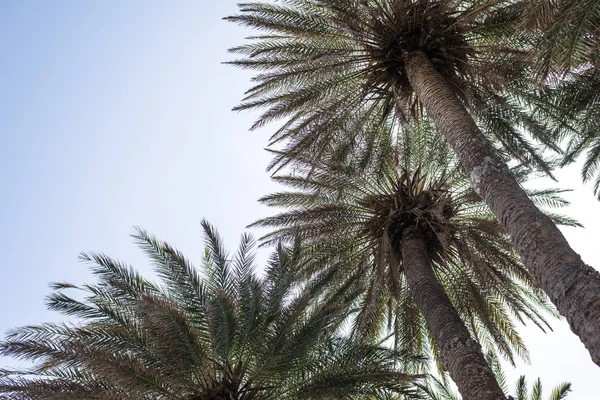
left=0, top=221, right=423, bottom=399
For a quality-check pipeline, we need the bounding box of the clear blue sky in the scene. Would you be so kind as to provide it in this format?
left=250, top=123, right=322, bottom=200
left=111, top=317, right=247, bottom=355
left=0, top=0, right=276, bottom=352
left=0, top=1, right=599, bottom=397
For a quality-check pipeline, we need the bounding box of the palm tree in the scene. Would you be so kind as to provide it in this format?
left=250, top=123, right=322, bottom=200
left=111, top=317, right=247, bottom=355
left=0, top=221, right=423, bottom=399
left=225, top=0, right=600, bottom=365
left=251, top=123, right=570, bottom=400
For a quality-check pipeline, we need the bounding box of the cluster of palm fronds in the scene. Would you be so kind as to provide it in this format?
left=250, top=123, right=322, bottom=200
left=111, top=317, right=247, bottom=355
left=0, top=222, right=423, bottom=399
left=252, top=121, right=575, bottom=379
left=520, top=0, right=600, bottom=196
left=226, top=0, right=567, bottom=175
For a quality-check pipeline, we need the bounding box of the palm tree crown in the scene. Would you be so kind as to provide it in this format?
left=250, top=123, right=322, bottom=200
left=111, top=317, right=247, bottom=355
left=226, top=0, right=562, bottom=172
left=0, top=221, right=423, bottom=399
left=252, top=127, right=569, bottom=370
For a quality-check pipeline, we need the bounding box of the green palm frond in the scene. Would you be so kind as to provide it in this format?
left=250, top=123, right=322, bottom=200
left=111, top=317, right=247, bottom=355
left=519, top=0, right=600, bottom=198
left=0, top=223, right=424, bottom=399
left=548, top=68, right=600, bottom=199
left=511, top=376, right=572, bottom=400
left=418, top=353, right=572, bottom=400
left=547, top=382, right=572, bottom=400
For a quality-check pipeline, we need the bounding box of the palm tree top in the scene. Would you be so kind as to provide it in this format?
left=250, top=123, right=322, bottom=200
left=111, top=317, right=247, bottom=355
left=343, top=0, right=476, bottom=105
left=359, top=168, right=456, bottom=263
left=252, top=124, right=579, bottom=368
left=226, top=0, right=564, bottom=173
left=0, top=221, right=423, bottom=399
left=227, top=0, right=518, bottom=114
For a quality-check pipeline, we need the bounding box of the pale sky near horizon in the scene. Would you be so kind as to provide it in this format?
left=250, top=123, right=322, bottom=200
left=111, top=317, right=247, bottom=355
left=0, top=1, right=599, bottom=398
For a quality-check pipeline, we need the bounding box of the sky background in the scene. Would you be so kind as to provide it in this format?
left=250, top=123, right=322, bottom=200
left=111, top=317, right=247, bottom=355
left=0, top=1, right=599, bottom=397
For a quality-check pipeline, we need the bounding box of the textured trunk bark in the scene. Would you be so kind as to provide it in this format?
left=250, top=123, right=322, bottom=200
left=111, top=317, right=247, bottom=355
left=401, top=228, right=506, bottom=400
left=404, top=50, right=600, bottom=366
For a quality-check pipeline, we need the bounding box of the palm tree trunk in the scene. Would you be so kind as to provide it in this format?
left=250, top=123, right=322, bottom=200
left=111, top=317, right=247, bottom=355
left=401, top=228, right=506, bottom=400
left=403, top=50, right=600, bottom=366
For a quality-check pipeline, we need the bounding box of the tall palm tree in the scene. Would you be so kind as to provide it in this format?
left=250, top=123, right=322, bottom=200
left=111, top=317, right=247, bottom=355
left=225, top=0, right=600, bottom=365
left=251, top=123, right=569, bottom=400
left=0, top=221, right=423, bottom=399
